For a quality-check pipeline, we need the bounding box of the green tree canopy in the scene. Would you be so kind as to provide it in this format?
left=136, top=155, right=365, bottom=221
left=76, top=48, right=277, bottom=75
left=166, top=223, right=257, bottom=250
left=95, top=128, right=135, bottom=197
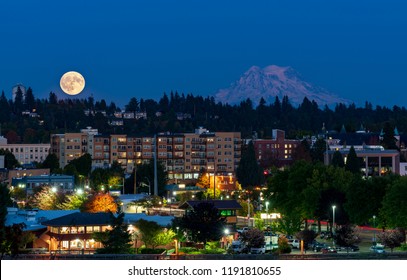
left=380, top=176, right=407, bottom=228
left=135, top=219, right=164, bottom=249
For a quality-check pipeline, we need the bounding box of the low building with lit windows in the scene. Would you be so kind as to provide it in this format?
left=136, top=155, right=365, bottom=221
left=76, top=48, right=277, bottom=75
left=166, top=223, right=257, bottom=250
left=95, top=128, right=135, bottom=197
left=42, top=212, right=112, bottom=252
left=41, top=211, right=174, bottom=253
left=11, top=174, right=75, bottom=195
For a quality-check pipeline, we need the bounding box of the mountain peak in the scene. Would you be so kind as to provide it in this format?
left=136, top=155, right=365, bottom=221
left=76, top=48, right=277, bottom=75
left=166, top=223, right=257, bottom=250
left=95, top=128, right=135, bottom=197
left=215, top=65, right=351, bottom=106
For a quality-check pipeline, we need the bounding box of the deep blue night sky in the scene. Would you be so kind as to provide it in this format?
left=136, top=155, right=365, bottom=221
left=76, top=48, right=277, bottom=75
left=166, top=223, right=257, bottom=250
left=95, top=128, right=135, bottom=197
left=1, top=0, right=406, bottom=108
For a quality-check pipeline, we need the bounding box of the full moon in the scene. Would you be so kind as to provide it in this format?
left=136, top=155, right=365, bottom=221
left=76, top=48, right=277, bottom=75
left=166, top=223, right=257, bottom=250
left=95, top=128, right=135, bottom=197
left=60, top=71, right=85, bottom=95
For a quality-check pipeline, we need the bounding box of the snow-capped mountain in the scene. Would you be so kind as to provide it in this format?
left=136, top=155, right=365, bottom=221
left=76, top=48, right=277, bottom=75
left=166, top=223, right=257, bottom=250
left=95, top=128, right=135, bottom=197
left=215, top=65, right=351, bottom=106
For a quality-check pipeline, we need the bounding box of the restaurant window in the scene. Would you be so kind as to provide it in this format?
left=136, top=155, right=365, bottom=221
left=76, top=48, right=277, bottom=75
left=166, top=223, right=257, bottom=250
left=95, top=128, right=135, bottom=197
left=61, top=227, right=70, bottom=234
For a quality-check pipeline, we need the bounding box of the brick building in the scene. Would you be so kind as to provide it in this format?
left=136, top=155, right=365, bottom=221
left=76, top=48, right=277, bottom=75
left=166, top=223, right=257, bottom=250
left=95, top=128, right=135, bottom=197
left=253, top=129, right=301, bottom=168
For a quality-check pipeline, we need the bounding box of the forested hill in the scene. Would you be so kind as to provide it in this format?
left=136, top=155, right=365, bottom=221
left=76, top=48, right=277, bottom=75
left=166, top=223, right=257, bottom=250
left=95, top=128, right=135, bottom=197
left=1, top=89, right=406, bottom=143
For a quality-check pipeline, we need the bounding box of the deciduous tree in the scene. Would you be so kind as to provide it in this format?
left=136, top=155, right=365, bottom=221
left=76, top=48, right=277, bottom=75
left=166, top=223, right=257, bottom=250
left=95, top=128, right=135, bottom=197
left=334, top=224, right=361, bottom=252
left=84, top=193, right=118, bottom=213
left=240, top=228, right=265, bottom=250
left=378, top=229, right=405, bottom=252
left=135, top=219, right=164, bottom=249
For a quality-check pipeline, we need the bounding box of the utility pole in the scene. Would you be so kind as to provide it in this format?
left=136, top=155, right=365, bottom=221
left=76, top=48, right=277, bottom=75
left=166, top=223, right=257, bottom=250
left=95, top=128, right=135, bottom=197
left=247, top=197, right=250, bottom=227
left=133, top=164, right=137, bottom=194
left=153, top=134, right=158, bottom=196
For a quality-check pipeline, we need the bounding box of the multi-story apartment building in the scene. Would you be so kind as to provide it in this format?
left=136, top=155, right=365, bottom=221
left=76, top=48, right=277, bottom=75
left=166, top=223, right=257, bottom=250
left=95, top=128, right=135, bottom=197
left=51, top=127, right=98, bottom=168
left=0, top=136, right=50, bottom=166
left=252, top=129, right=301, bottom=168
left=50, top=127, right=241, bottom=191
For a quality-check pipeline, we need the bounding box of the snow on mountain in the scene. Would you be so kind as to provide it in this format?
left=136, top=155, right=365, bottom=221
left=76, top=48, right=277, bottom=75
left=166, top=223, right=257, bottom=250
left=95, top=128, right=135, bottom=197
left=215, top=65, right=351, bottom=107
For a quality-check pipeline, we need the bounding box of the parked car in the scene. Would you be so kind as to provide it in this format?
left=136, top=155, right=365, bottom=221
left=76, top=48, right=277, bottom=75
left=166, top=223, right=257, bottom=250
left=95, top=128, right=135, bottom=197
left=321, top=247, right=337, bottom=254
left=250, top=246, right=266, bottom=254
left=231, top=240, right=246, bottom=254
left=344, top=245, right=359, bottom=252
left=312, top=241, right=328, bottom=252
left=370, top=245, right=385, bottom=254
left=288, top=239, right=300, bottom=249
left=237, top=227, right=249, bottom=234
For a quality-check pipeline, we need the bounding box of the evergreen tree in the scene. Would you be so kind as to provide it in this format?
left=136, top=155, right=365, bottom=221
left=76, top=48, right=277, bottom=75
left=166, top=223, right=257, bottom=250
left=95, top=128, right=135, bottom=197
left=345, top=146, right=360, bottom=174
left=331, top=151, right=345, bottom=168
left=236, top=141, right=264, bottom=189
left=0, top=91, right=11, bottom=122
left=310, top=138, right=327, bottom=163
left=24, top=87, right=35, bottom=111
left=381, top=122, right=398, bottom=149
left=125, top=97, right=139, bottom=112
left=13, top=86, right=24, bottom=114
left=48, top=92, right=58, bottom=105
left=96, top=210, right=133, bottom=254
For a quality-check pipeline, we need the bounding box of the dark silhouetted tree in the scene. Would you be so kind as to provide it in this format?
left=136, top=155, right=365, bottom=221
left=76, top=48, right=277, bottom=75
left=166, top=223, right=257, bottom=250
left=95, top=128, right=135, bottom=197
left=179, top=202, right=226, bottom=246
left=345, top=146, right=360, bottom=174
left=96, top=210, right=133, bottom=254
left=332, top=151, right=345, bottom=168
left=236, top=141, right=264, bottom=189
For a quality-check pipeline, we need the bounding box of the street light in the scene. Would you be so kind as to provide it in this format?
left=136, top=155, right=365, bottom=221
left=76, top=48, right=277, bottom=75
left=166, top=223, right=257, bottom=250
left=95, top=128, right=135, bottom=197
left=143, top=177, right=151, bottom=195
left=265, top=201, right=269, bottom=227
left=373, top=215, right=376, bottom=244
left=224, top=228, right=230, bottom=249
left=332, top=205, right=336, bottom=247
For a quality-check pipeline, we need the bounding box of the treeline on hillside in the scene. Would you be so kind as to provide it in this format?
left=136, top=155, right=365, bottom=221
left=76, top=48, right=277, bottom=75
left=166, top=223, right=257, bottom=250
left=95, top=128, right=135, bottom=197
left=1, top=87, right=407, bottom=143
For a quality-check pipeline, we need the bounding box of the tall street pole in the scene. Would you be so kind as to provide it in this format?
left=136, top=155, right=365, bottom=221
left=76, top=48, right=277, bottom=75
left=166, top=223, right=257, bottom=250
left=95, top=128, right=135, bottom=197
left=133, top=164, right=137, bottom=194
left=153, top=134, right=158, bottom=196
left=332, top=205, right=336, bottom=247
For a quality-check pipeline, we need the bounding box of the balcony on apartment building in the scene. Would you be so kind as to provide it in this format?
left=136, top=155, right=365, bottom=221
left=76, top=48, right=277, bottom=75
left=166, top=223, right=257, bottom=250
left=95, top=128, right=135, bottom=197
left=191, top=145, right=205, bottom=151
left=191, top=152, right=206, bottom=158
left=174, top=138, right=184, bottom=144
left=192, top=160, right=206, bottom=165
